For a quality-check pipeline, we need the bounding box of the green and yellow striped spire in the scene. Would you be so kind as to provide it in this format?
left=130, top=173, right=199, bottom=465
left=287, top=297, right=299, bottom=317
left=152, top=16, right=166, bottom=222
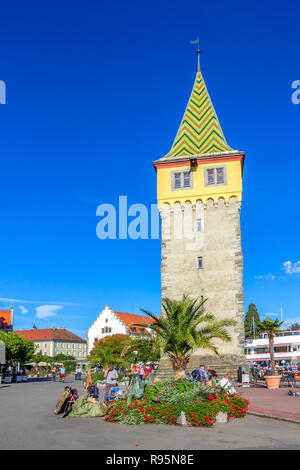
left=161, top=50, right=233, bottom=160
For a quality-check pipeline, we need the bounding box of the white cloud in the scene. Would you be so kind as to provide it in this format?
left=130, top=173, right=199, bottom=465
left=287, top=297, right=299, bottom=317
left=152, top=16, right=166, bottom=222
left=0, top=297, right=95, bottom=307
left=263, top=313, right=279, bottom=319
left=19, top=306, right=28, bottom=315
left=282, top=261, right=300, bottom=274
left=35, top=305, right=63, bottom=320
left=254, top=274, right=276, bottom=281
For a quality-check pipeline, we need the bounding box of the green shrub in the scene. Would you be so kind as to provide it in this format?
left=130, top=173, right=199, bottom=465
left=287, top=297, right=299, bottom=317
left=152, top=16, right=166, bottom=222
left=104, top=379, right=249, bottom=427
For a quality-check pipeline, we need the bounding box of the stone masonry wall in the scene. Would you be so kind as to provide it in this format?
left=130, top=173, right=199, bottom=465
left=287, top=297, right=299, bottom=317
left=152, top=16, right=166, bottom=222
left=155, top=197, right=248, bottom=381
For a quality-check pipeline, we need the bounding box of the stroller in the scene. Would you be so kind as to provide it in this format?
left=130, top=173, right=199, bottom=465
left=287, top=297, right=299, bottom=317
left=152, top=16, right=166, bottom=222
left=104, top=387, right=120, bottom=404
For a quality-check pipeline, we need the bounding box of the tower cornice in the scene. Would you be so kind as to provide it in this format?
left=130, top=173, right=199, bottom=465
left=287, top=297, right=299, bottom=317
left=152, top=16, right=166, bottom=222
left=153, top=151, right=245, bottom=173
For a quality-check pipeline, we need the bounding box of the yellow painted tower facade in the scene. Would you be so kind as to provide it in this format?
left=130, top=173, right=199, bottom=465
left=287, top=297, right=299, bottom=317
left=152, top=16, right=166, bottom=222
left=153, top=53, right=247, bottom=380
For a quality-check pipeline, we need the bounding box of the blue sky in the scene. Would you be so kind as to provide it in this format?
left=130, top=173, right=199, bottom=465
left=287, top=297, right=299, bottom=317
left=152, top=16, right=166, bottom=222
left=0, top=0, right=299, bottom=337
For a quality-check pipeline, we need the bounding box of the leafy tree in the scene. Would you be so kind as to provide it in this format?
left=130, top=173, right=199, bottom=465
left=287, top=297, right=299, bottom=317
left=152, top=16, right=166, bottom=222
left=125, top=337, right=160, bottom=364
left=256, top=318, right=284, bottom=375
left=31, top=354, right=56, bottom=365
left=53, top=353, right=76, bottom=361
left=31, top=354, right=46, bottom=364
left=244, top=303, right=260, bottom=338
left=88, top=334, right=131, bottom=367
left=0, top=332, right=35, bottom=365
left=287, top=322, right=300, bottom=331
left=94, top=334, right=131, bottom=350
left=63, top=361, right=77, bottom=373
left=137, top=295, right=236, bottom=380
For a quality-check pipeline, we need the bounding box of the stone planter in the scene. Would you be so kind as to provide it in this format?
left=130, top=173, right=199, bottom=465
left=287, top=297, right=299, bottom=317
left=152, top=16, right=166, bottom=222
left=264, top=375, right=282, bottom=389
left=176, top=411, right=187, bottom=426
left=215, top=412, right=228, bottom=424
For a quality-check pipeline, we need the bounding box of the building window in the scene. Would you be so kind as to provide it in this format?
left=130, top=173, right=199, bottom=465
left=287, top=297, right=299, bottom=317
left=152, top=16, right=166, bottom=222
left=171, top=171, right=193, bottom=190
left=195, top=219, right=202, bottom=232
left=204, top=166, right=226, bottom=187
left=105, top=318, right=108, bottom=323
left=197, top=257, right=203, bottom=269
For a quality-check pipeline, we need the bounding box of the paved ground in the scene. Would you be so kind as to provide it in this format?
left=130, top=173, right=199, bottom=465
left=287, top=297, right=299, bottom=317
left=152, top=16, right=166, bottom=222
left=238, top=384, right=300, bottom=421
left=0, top=378, right=300, bottom=450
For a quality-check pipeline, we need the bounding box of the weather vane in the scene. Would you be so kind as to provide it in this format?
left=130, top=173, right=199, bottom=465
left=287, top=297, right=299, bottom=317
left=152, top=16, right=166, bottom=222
left=190, top=38, right=201, bottom=72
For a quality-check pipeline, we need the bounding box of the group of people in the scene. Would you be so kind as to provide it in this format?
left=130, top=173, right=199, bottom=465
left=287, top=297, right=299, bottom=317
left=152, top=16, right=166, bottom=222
left=129, top=363, right=156, bottom=380
left=102, top=362, right=157, bottom=403
left=51, top=366, right=67, bottom=382
left=192, top=365, right=236, bottom=394
left=251, top=362, right=300, bottom=383
left=1, top=365, right=27, bottom=381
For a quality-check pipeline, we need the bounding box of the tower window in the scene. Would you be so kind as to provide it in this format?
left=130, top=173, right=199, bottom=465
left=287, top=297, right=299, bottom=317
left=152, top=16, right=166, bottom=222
left=204, top=166, right=226, bottom=186
left=183, top=172, right=191, bottom=188
left=197, top=257, right=203, bottom=269
left=195, top=219, right=202, bottom=232
left=174, top=173, right=181, bottom=189
left=171, top=171, right=193, bottom=190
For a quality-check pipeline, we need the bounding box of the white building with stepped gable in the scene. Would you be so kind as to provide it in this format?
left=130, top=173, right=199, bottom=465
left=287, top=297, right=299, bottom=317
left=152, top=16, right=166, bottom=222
left=87, top=306, right=154, bottom=353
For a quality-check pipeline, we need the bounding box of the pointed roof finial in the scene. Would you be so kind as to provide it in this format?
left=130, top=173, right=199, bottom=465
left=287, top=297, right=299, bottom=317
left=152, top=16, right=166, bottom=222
left=197, top=47, right=201, bottom=73
left=190, top=38, right=201, bottom=72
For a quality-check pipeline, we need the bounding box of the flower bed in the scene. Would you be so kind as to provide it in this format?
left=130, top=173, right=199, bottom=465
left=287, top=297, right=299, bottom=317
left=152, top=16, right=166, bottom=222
left=103, top=379, right=249, bottom=427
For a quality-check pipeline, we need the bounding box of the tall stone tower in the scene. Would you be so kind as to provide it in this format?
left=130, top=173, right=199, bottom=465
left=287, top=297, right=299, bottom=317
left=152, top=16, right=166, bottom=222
left=153, top=51, right=247, bottom=380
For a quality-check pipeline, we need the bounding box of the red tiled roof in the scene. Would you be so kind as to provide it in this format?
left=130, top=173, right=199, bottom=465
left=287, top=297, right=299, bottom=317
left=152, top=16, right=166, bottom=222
left=0, top=310, right=12, bottom=329
left=15, top=328, right=86, bottom=343
left=114, top=311, right=155, bottom=335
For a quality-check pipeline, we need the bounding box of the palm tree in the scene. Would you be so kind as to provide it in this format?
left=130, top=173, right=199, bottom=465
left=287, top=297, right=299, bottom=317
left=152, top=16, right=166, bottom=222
left=256, top=318, right=284, bottom=375
left=136, top=295, right=236, bottom=380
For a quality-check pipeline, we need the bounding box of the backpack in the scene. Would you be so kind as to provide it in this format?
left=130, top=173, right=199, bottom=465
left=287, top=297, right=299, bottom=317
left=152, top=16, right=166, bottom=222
left=192, top=369, right=201, bottom=381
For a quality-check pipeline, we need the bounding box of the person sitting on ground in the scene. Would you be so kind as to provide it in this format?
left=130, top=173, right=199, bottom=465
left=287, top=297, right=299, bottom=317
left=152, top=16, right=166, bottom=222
left=196, top=365, right=209, bottom=384
left=219, top=375, right=236, bottom=394
left=207, top=370, right=218, bottom=387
